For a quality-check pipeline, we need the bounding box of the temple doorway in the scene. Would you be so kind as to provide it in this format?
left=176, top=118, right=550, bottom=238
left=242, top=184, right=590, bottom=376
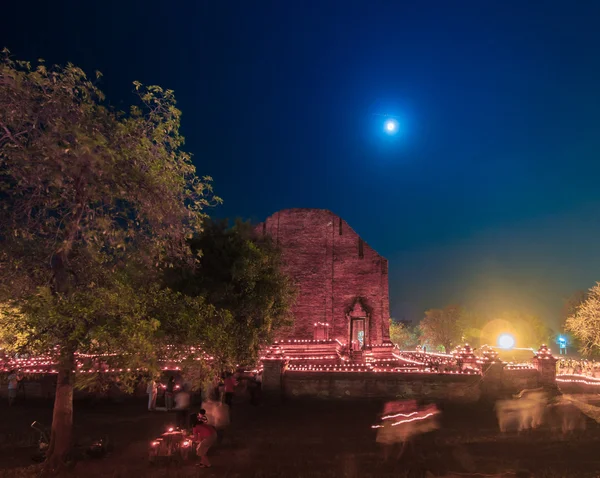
left=350, top=318, right=365, bottom=351
left=346, top=300, right=371, bottom=353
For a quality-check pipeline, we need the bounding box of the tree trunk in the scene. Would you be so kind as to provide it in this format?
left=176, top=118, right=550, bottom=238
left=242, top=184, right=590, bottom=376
left=44, top=351, right=75, bottom=473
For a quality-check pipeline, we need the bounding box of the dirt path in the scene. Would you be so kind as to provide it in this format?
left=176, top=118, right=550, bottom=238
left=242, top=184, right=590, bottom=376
left=1, top=396, right=599, bottom=477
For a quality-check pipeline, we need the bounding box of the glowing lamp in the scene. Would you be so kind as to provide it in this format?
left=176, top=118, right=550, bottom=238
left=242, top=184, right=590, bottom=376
left=498, top=334, right=515, bottom=350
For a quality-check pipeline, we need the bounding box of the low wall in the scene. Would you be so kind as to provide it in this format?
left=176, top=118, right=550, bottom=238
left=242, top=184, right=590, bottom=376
left=502, top=368, right=540, bottom=392
left=283, top=371, right=482, bottom=402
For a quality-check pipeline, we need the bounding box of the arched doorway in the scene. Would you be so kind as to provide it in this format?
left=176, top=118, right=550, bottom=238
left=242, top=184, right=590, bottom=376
left=346, top=300, right=370, bottom=351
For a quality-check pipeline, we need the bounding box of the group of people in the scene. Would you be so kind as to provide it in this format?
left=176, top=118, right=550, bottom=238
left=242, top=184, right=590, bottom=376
left=145, top=375, right=183, bottom=412
left=557, top=358, right=600, bottom=377
left=146, top=371, right=258, bottom=413
left=145, top=370, right=262, bottom=468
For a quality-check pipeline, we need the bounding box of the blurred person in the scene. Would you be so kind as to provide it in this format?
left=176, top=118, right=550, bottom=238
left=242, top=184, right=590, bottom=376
left=223, top=372, right=237, bottom=409
left=7, top=370, right=18, bottom=406
left=165, top=376, right=175, bottom=410
left=175, top=384, right=191, bottom=430
left=146, top=377, right=158, bottom=411
left=193, top=415, right=217, bottom=468
left=202, top=398, right=230, bottom=444
left=375, top=400, right=440, bottom=461
left=495, top=388, right=548, bottom=433
left=548, top=396, right=587, bottom=435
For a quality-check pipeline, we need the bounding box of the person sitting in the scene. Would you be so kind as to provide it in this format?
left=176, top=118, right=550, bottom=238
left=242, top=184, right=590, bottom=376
left=193, top=416, right=217, bottom=468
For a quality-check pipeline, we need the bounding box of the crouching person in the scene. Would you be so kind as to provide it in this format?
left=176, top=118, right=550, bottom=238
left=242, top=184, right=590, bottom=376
left=193, top=416, right=217, bottom=468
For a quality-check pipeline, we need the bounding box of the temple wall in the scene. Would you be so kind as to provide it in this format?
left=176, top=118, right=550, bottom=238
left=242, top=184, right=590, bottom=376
left=283, top=371, right=481, bottom=402
left=502, top=369, right=541, bottom=392
left=259, top=209, right=390, bottom=344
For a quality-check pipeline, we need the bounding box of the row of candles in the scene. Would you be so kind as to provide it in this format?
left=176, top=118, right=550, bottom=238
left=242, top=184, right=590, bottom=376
left=556, top=374, right=600, bottom=386
left=286, top=364, right=481, bottom=374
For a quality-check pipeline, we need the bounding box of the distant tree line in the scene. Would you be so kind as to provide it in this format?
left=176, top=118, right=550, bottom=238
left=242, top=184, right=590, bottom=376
left=389, top=305, right=555, bottom=354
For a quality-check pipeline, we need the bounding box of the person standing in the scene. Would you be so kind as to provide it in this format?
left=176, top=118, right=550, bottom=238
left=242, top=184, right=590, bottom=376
left=146, top=378, right=158, bottom=411
left=7, top=370, right=18, bottom=406
left=223, top=372, right=237, bottom=409
left=165, top=376, right=175, bottom=410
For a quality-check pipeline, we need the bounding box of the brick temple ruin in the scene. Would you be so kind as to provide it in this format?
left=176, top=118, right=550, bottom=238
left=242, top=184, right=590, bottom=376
left=258, top=208, right=391, bottom=357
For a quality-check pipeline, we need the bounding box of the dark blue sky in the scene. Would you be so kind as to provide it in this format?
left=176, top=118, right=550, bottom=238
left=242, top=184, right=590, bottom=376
left=4, top=1, right=600, bottom=326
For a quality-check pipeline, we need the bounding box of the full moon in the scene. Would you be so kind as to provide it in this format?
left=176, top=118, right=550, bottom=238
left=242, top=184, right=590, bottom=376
left=384, top=118, right=398, bottom=134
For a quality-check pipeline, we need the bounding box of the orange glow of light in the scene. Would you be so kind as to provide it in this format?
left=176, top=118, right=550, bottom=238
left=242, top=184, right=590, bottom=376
left=381, top=411, right=418, bottom=420
left=372, top=411, right=439, bottom=429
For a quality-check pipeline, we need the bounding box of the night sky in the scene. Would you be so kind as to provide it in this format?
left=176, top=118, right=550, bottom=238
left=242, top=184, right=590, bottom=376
left=3, top=1, right=600, bottom=327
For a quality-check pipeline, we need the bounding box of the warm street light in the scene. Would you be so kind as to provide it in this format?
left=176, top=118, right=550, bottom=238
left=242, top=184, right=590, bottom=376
left=498, top=334, right=515, bottom=350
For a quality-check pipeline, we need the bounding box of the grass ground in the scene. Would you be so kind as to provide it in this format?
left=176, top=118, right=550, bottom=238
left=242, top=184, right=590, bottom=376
left=0, top=392, right=599, bottom=478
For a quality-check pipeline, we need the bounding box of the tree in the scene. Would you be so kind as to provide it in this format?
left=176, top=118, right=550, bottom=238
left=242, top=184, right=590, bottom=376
left=559, top=290, right=587, bottom=351
left=0, top=52, right=219, bottom=470
left=166, top=219, right=296, bottom=367
left=458, top=309, right=486, bottom=348
left=560, top=290, right=588, bottom=332
left=389, top=319, right=419, bottom=349
left=419, top=305, right=464, bottom=353
left=566, top=283, right=600, bottom=356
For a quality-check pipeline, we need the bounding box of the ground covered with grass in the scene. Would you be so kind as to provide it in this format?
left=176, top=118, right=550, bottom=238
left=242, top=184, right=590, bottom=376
left=0, top=393, right=599, bottom=478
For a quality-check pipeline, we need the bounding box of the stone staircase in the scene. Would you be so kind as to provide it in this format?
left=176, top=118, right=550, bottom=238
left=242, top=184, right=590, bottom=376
left=350, top=350, right=365, bottom=363
left=265, top=340, right=341, bottom=362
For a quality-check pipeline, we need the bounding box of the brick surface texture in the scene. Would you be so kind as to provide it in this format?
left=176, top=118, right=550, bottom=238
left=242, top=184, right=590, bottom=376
left=257, top=209, right=390, bottom=345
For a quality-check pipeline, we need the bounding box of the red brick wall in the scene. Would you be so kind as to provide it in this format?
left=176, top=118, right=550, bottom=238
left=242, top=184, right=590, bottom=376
left=258, top=209, right=390, bottom=345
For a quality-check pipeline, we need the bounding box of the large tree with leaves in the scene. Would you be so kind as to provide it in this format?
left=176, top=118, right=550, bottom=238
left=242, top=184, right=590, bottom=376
left=559, top=290, right=587, bottom=351
left=0, top=51, right=220, bottom=470
left=566, top=283, right=600, bottom=356
left=166, top=219, right=296, bottom=367
left=389, top=319, right=419, bottom=349
left=419, top=305, right=464, bottom=353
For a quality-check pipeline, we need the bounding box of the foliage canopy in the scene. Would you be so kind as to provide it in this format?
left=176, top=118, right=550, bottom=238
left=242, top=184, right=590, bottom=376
left=166, top=219, right=296, bottom=367
left=388, top=319, right=419, bottom=349
left=566, top=282, right=600, bottom=356
left=419, top=305, right=463, bottom=353
left=0, top=50, right=221, bottom=469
